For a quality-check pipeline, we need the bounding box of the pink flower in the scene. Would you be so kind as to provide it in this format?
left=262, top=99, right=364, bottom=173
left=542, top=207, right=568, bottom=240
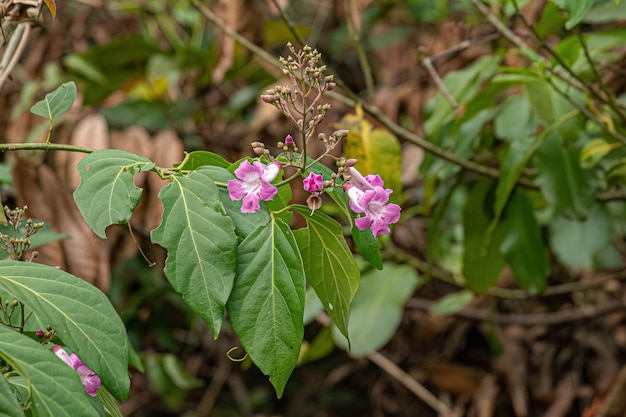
left=303, top=172, right=323, bottom=193
left=228, top=160, right=281, bottom=213
left=51, top=345, right=101, bottom=397
left=344, top=167, right=401, bottom=238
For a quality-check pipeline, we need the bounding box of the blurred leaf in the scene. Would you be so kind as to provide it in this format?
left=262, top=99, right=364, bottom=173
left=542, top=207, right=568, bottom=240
left=74, top=150, right=155, bottom=238
left=535, top=133, right=596, bottom=218
left=227, top=219, right=305, bottom=398
left=463, top=180, right=507, bottom=293
left=494, top=95, right=535, bottom=142
left=580, top=138, right=622, bottom=168
left=30, top=82, right=76, bottom=120
left=333, top=264, right=421, bottom=356
left=0, top=370, right=25, bottom=417
left=100, top=100, right=169, bottom=132
left=150, top=169, right=237, bottom=337
left=425, top=55, right=501, bottom=136
left=162, top=354, right=204, bottom=390
left=549, top=204, right=616, bottom=269
left=0, top=327, right=101, bottom=417
left=338, top=105, right=404, bottom=203
left=584, top=0, right=626, bottom=22
left=430, top=290, right=473, bottom=316
left=535, top=2, right=568, bottom=37
left=298, top=326, right=335, bottom=366
left=501, top=191, right=549, bottom=294
left=293, top=206, right=360, bottom=340
left=0, top=262, right=130, bottom=401
left=303, top=286, right=324, bottom=326
left=554, top=0, right=595, bottom=29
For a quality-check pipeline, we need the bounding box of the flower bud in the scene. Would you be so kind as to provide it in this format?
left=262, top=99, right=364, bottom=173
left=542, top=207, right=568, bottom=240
left=303, top=172, right=323, bottom=193
left=36, top=329, right=44, bottom=338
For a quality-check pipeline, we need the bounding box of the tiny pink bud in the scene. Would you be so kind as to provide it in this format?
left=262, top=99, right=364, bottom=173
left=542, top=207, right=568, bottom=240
left=36, top=329, right=44, bottom=338
left=285, top=135, right=294, bottom=145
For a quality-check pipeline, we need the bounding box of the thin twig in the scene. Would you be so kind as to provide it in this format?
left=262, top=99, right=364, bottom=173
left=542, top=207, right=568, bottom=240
left=367, top=351, right=457, bottom=417
left=406, top=298, right=626, bottom=326
left=468, top=0, right=529, bottom=50
left=346, top=0, right=376, bottom=104
left=422, top=56, right=458, bottom=108
left=269, top=0, right=306, bottom=48
left=0, top=143, right=94, bottom=153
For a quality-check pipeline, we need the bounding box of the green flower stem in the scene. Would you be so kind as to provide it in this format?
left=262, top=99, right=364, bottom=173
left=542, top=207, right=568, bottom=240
left=0, top=143, right=94, bottom=153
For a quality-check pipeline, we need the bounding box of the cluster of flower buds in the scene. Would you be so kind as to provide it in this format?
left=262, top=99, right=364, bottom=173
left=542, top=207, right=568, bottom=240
left=51, top=345, right=101, bottom=397
left=318, top=129, right=349, bottom=152
left=36, top=324, right=56, bottom=344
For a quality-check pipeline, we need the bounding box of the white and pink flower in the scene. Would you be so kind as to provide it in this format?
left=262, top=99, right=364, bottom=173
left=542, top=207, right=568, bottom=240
left=51, top=345, right=101, bottom=397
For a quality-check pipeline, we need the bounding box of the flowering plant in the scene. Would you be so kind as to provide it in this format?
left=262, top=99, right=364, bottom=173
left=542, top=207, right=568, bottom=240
left=0, top=43, right=400, bottom=415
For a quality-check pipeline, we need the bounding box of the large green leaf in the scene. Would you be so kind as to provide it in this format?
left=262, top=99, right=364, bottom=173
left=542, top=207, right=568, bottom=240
left=462, top=180, right=507, bottom=293
left=0, top=327, right=101, bottom=417
left=500, top=191, right=549, bottom=294
left=30, top=82, right=77, bottom=120
left=0, top=261, right=130, bottom=401
left=292, top=206, right=360, bottom=339
left=74, top=149, right=155, bottom=238
left=150, top=169, right=237, bottom=337
left=227, top=219, right=305, bottom=398
left=0, top=371, right=25, bottom=417
left=535, top=133, right=596, bottom=219
left=333, top=264, right=420, bottom=356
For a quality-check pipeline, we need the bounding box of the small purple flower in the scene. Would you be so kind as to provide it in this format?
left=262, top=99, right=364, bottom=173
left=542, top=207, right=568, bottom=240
left=228, top=160, right=281, bottom=213
left=284, top=135, right=294, bottom=145
left=51, top=345, right=101, bottom=397
left=344, top=166, right=401, bottom=238
left=303, top=172, right=323, bottom=193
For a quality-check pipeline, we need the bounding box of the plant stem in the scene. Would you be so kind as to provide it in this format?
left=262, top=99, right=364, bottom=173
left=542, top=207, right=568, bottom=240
left=0, top=143, right=94, bottom=153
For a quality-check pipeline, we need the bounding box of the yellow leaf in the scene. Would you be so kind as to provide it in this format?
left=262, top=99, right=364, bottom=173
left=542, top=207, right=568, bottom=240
left=337, top=105, right=404, bottom=204
left=43, top=0, right=56, bottom=18
left=580, top=138, right=622, bottom=168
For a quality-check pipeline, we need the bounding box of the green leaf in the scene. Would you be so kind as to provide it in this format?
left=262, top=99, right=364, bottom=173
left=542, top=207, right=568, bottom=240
left=292, top=206, right=360, bottom=339
left=264, top=182, right=293, bottom=224
left=74, top=150, right=155, bottom=238
left=494, top=95, right=535, bottom=142
left=580, top=138, right=622, bottom=168
left=549, top=204, right=615, bottom=269
left=462, top=180, right=507, bottom=293
left=150, top=169, right=237, bottom=337
left=178, top=151, right=230, bottom=170
left=332, top=264, right=421, bottom=356
left=0, top=261, right=130, bottom=401
left=492, top=136, right=541, bottom=227
left=558, top=0, right=595, bottom=29
left=0, top=371, right=25, bottom=417
left=0, top=327, right=101, bottom=417
left=535, top=133, right=596, bottom=218
left=30, top=82, right=77, bottom=120
left=430, top=290, right=473, bottom=316
left=500, top=191, right=549, bottom=294
left=351, top=226, right=383, bottom=270
left=227, top=219, right=305, bottom=398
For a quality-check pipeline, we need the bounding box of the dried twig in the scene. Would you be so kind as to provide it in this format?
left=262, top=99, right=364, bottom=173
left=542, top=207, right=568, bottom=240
left=367, top=351, right=458, bottom=417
